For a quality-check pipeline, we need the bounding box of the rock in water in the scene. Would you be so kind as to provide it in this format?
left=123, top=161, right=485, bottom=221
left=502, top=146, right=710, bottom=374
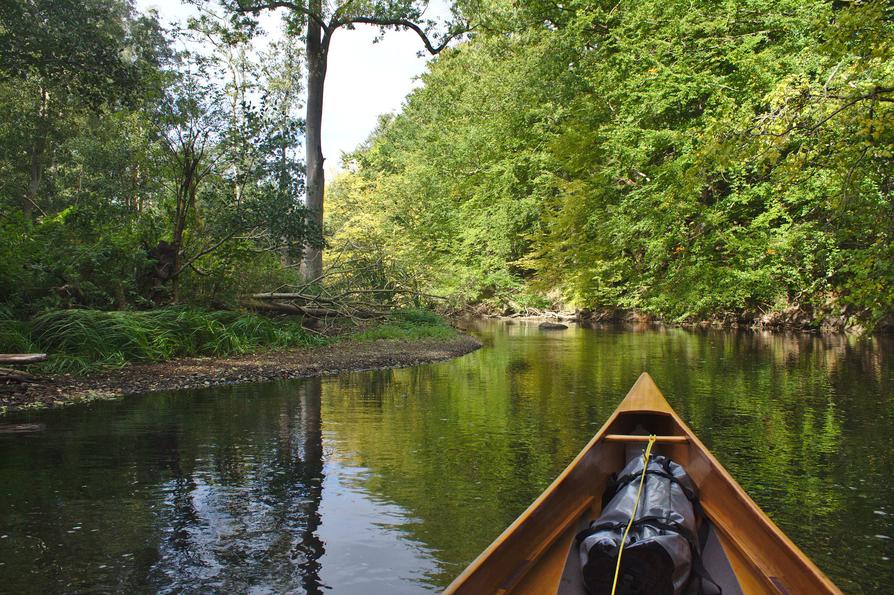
left=539, top=322, right=568, bottom=330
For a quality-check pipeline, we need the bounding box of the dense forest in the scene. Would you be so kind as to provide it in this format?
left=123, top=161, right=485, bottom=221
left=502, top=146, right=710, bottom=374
left=0, top=0, right=316, bottom=312
left=329, top=0, right=894, bottom=331
left=1, top=0, right=893, bottom=336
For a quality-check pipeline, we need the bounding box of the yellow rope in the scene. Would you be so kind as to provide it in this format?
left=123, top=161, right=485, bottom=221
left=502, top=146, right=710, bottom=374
left=610, top=434, right=658, bottom=595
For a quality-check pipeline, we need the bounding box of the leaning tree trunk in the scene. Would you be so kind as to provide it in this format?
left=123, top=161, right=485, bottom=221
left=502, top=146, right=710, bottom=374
left=302, top=1, right=327, bottom=281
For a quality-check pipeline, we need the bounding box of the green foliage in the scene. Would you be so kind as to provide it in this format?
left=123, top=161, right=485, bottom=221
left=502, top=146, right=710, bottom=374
left=0, top=4, right=318, bottom=313
left=0, top=0, right=154, bottom=106
left=390, top=308, right=444, bottom=326
left=330, top=0, right=894, bottom=329
left=329, top=29, right=579, bottom=304
left=352, top=309, right=457, bottom=341
left=0, top=206, right=159, bottom=313
left=22, top=308, right=323, bottom=374
left=4, top=0, right=892, bottom=331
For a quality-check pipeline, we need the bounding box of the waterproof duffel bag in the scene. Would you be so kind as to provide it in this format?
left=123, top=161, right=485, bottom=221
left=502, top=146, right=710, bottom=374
left=575, top=454, right=719, bottom=595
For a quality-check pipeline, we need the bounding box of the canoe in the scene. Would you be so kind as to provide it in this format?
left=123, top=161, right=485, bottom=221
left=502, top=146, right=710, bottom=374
left=444, top=372, right=841, bottom=595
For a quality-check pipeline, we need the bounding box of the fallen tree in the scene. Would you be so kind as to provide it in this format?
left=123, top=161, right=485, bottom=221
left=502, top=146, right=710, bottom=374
left=239, top=297, right=382, bottom=319
left=242, top=243, right=445, bottom=324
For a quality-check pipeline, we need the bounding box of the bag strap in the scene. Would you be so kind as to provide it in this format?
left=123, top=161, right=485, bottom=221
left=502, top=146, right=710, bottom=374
left=602, top=467, right=699, bottom=506
left=575, top=516, right=698, bottom=550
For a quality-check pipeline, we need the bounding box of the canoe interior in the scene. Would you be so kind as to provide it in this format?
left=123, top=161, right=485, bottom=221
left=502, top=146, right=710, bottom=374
left=444, top=373, right=841, bottom=595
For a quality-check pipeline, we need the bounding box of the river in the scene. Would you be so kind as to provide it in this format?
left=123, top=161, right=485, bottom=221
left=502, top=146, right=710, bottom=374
left=0, top=321, right=891, bottom=593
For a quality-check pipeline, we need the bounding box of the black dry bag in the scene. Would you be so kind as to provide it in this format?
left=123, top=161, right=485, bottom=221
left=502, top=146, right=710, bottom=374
left=576, top=454, right=710, bottom=595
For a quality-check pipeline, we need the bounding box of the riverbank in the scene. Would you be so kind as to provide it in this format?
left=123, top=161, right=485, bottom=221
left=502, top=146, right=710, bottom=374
left=470, top=304, right=893, bottom=334
left=0, top=333, right=482, bottom=415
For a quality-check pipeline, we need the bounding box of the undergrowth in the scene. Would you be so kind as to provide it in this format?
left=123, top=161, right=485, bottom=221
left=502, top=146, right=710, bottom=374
left=1, top=308, right=324, bottom=374
left=0, top=307, right=458, bottom=375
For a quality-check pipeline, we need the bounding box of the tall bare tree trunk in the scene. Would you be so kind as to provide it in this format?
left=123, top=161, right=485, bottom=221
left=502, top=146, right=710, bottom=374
left=303, top=2, right=327, bottom=281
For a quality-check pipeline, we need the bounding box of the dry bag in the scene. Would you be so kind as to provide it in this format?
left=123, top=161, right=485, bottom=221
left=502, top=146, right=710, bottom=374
left=575, top=454, right=717, bottom=595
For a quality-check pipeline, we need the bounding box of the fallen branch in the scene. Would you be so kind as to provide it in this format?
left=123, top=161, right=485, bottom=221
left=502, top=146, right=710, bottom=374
left=301, top=306, right=383, bottom=319
left=240, top=299, right=384, bottom=319
left=247, top=244, right=440, bottom=322
left=0, top=354, right=47, bottom=364
left=249, top=287, right=446, bottom=302
left=250, top=292, right=332, bottom=301
left=240, top=299, right=306, bottom=315
left=0, top=366, right=38, bottom=383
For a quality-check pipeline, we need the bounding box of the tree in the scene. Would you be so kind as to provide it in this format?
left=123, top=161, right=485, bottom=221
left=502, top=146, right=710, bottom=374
left=257, top=34, right=311, bottom=267
left=153, top=54, right=223, bottom=300
left=0, top=1, right=321, bottom=312
left=0, top=0, right=155, bottom=220
left=326, top=0, right=894, bottom=330
left=150, top=19, right=316, bottom=303
left=217, top=0, right=471, bottom=280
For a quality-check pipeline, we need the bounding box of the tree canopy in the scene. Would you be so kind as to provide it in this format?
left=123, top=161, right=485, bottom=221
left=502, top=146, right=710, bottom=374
left=1, top=0, right=893, bottom=331
left=328, top=0, right=894, bottom=330
left=217, top=0, right=471, bottom=279
left=0, top=2, right=316, bottom=311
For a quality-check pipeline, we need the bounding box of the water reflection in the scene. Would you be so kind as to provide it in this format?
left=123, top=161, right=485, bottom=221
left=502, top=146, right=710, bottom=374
left=0, top=321, right=891, bottom=593
left=319, top=322, right=893, bottom=593
left=0, top=380, right=325, bottom=592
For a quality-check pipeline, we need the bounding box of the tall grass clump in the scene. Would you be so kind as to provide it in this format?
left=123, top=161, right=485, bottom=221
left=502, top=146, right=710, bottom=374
left=0, top=308, right=34, bottom=354
left=352, top=308, right=456, bottom=341
left=28, top=308, right=324, bottom=374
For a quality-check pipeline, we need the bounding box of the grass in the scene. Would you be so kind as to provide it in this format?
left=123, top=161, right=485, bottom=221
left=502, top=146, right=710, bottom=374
left=350, top=308, right=457, bottom=341
left=0, top=307, right=457, bottom=375
left=0, top=313, right=32, bottom=354
left=1, top=308, right=324, bottom=375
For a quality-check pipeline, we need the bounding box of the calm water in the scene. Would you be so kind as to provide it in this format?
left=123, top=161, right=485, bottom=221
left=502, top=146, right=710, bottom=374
left=1, top=321, right=892, bottom=593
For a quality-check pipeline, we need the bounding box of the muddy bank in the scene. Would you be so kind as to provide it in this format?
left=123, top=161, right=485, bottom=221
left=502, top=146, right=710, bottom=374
left=0, top=334, right=482, bottom=415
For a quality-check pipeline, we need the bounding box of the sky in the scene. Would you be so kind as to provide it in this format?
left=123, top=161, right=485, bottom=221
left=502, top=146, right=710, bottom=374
left=135, top=0, right=445, bottom=174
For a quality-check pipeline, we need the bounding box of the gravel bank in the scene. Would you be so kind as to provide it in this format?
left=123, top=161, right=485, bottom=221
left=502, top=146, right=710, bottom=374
left=0, top=334, right=482, bottom=415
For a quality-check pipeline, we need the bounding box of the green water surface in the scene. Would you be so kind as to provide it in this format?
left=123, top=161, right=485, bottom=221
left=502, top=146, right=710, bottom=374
left=0, top=321, right=891, bottom=593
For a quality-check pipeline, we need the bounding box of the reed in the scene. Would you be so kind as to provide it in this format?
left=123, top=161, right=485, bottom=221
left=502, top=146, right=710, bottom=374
left=0, top=309, right=34, bottom=354
left=1, top=307, right=455, bottom=375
